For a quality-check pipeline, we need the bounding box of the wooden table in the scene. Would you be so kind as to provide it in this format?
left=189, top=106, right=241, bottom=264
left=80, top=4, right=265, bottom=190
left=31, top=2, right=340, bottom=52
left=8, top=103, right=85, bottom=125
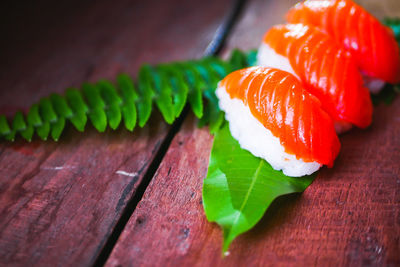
left=0, top=0, right=399, bottom=266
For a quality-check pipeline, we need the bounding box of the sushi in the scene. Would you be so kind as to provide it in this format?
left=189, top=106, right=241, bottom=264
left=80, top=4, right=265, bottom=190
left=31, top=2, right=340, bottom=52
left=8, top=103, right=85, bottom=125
left=216, top=66, right=341, bottom=177
left=257, top=23, right=372, bottom=132
left=286, top=0, right=400, bottom=92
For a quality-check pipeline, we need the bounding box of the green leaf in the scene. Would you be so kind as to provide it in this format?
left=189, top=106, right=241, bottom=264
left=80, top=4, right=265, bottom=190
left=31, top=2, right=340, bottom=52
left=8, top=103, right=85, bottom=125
left=65, top=88, right=88, bottom=131
left=88, top=107, right=107, bottom=132
left=20, top=125, right=34, bottom=142
left=199, top=89, right=224, bottom=133
left=50, top=93, right=73, bottom=119
left=384, top=17, right=400, bottom=42
left=11, top=111, right=34, bottom=141
left=203, top=57, right=231, bottom=79
left=117, top=74, right=138, bottom=131
left=182, top=63, right=206, bottom=118
left=158, top=64, right=188, bottom=118
left=245, top=49, right=258, bottom=66
left=12, top=111, right=27, bottom=132
left=229, top=49, right=248, bottom=70
left=203, top=124, right=315, bottom=252
left=97, top=81, right=122, bottom=129
left=27, top=104, right=43, bottom=127
left=149, top=66, right=175, bottom=124
left=82, top=83, right=107, bottom=132
left=39, top=98, right=58, bottom=123
left=0, top=50, right=254, bottom=141
left=36, top=121, right=50, bottom=140
left=0, top=115, right=11, bottom=136
left=51, top=118, right=65, bottom=141
left=137, top=65, right=155, bottom=127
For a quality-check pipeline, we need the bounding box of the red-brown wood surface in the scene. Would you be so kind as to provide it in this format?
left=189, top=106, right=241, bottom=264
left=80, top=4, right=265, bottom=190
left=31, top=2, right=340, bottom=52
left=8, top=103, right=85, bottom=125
left=106, top=0, right=400, bottom=266
left=0, top=0, right=231, bottom=265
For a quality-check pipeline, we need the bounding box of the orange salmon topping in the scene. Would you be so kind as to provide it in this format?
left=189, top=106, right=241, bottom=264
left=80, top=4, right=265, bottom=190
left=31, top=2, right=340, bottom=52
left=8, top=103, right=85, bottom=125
left=220, top=66, right=341, bottom=167
left=287, top=0, right=400, bottom=83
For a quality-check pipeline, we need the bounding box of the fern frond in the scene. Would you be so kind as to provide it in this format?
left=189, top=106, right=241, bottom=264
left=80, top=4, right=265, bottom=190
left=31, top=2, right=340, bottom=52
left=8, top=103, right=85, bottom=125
left=0, top=50, right=253, bottom=141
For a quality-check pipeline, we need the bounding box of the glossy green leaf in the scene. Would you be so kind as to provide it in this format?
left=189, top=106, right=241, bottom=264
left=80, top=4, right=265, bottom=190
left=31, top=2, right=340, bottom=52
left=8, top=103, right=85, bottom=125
left=384, top=17, right=400, bottom=42
left=27, top=104, right=43, bottom=127
left=117, top=74, right=138, bottom=131
left=245, top=49, right=258, bottom=66
left=39, top=98, right=58, bottom=123
left=183, top=63, right=206, bottom=118
left=199, top=89, right=224, bottom=133
left=82, top=83, right=108, bottom=132
left=65, top=88, right=88, bottom=131
left=65, top=88, right=89, bottom=114
left=51, top=118, right=65, bottom=141
left=88, top=107, right=107, bottom=132
left=203, top=124, right=315, bottom=252
left=203, top=57, right=231, bottom=79
left=69, top=111, right=87, bottom=132
left=158, top=64, right=188, bottom=118
left=137, top=65, right=155, bottom=127
left=12, top=112, right=27, bottom=132
left=98, top=81, right=122, bottom=129
left=50, top=94, right=73, bottom=119
left=1, top=50, right=253, bottom=141
left=229, top=49, right=248, bottom=70
left=0, top=115, right=11, bottom=136
left=36, top=121, right=50, bottom=140
left=117, top=74, right=139, bottom=103
left=149, top=66, right=175, bottom=124
left=20, top=125, right=34, bottom=141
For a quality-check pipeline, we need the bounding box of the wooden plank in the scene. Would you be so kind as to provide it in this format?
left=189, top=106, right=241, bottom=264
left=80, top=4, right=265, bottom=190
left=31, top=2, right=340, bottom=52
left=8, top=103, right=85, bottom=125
left=0, top=0, right=231, bottom=266
left=106, top=0, right=400, bottom=266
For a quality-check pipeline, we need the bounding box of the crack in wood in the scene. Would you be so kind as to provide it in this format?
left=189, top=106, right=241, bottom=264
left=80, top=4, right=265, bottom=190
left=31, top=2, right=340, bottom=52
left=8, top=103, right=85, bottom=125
left=92, top=0, right=248, bottom=264
left=92, top=107, right=189, bottom=267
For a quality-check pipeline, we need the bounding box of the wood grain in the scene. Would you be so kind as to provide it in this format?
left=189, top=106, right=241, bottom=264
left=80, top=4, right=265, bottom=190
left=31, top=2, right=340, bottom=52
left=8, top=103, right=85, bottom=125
left=0, top=0, right=230, bottom=265
left=106, top=0, right=400, bottom=266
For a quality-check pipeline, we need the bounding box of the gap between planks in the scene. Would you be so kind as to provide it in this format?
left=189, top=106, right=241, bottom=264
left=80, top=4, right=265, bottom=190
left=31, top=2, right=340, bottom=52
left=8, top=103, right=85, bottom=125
left=92, top=0, right=248, bottom=265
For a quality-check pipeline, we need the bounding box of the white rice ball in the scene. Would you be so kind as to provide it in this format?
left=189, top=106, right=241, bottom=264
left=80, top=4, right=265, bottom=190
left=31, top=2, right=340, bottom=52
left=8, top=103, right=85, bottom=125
left=216, top=85, right=321, bottom=177
left=257, top=43, right=298, bottom=79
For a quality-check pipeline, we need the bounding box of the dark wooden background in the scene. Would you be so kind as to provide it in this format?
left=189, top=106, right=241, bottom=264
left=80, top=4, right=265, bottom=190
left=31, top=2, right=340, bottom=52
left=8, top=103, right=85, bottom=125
left=0, top=0, right=399, bottom=266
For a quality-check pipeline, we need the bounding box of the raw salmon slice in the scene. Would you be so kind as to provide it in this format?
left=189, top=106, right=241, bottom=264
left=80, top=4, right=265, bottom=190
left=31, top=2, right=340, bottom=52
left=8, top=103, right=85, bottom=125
left=258, top=23, right=373, bottom=130
left=287, top=0, right=400, bottom=84
left=218, top=66, right=341, bottom=169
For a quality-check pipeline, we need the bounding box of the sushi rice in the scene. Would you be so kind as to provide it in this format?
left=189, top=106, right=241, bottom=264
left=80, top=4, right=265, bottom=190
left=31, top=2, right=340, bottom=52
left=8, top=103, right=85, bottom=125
left=216, top=85, right=321, bottom=177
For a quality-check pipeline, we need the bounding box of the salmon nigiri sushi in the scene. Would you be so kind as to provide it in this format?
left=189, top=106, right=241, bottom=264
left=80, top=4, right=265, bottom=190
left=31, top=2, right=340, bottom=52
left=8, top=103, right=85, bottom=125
left=257, top=23, right=372, bottom=133
left=216, top=66, right=341, bottom=177
left=286, top=0, right=400, bottom=92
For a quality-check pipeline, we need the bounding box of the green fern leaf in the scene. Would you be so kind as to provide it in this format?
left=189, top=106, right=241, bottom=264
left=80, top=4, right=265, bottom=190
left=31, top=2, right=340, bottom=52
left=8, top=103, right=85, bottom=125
left=0, top=115, right=11, bottom=136
left=82, top=83, right=107, bottom=132
left=12, top=112, right=27, bottom=133
left=98, top=80, right=123, bottom=130
left=0, top=49, right=254, bottom=142
left=137, top=65, right=155, bottom=127
left=36, top=122, right=51, bottom=141
left=50, top=94, right=73, bottom=119
left=51, top=118, right=65, bottom=141
left=117, top=74, right=138, bottom=131
left=149, top=66, right=175, bottom=124
left=27, top=104, right=43, bottom=127
left=158, top=64, right=188, bottom=118
left=39, top=98, right=58, bottom=123
left=65, top=88, right=88, bottom=132
left=183, top=62, right=206, bottom=119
